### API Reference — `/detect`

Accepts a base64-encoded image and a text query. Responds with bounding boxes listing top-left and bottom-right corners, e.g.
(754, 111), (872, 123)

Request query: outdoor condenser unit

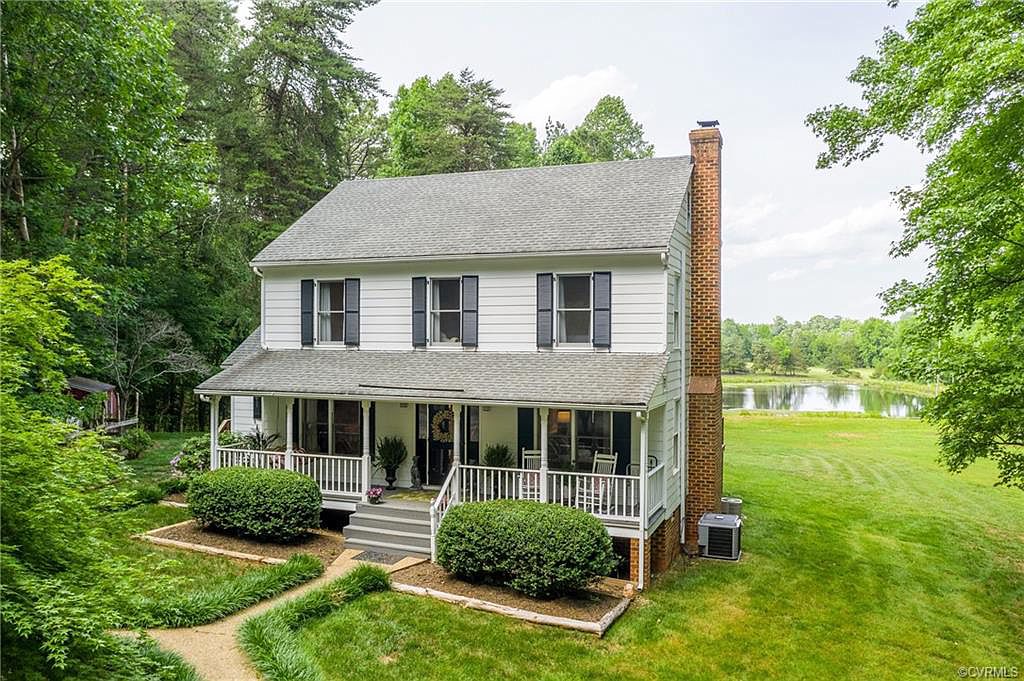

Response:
(697, 513), (742, 561)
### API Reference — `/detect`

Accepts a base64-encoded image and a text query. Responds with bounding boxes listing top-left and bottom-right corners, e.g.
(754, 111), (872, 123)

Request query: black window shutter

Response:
(252, 396), (262, 420)
(461, 275), (478, 347)
(300, 279), (314, 346)
(344, 278), (360, 346)
(411, 277), (427, 347)
(517, 408), (535, 465)
(612, 411), (631, 475)
(536, 273), (553, 348)
(593, 271), (612, 348)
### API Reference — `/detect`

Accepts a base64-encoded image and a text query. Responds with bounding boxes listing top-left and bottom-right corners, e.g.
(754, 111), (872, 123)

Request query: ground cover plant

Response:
(238, 565), (391, 681)
(289, 414), (1023, 680)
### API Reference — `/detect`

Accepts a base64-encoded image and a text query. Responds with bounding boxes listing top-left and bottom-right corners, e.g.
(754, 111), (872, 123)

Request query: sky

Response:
(249, 1), (933, 323)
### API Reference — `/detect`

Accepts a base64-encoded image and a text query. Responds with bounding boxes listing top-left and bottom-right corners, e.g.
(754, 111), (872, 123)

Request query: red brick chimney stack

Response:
(685, 124), (724, 547)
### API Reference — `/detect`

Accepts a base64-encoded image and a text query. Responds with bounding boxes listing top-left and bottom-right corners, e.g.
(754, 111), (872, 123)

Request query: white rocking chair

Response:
(575, 452), (618, 512)
(520, 450), (542, 500)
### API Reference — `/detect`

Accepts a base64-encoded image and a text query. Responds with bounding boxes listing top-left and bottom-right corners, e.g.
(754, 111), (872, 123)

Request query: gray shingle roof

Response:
(251, 157), (692, 264)
(197, 350), (669, 409)
(221, 328), (261, 367)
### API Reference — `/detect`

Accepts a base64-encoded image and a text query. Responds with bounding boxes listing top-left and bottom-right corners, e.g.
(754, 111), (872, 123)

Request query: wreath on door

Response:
(431, 409), (454, 443)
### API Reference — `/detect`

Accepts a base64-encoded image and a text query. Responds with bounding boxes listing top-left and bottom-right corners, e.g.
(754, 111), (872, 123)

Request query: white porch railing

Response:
(548, 469), (642, 521)
(646, 463), (666, 520)
(429, 465), (459, 560)
(292, 453), (362, 497)
(216, 447), (285, 470)
(459, 464), (533, 503)
(214, 447), (362, 499)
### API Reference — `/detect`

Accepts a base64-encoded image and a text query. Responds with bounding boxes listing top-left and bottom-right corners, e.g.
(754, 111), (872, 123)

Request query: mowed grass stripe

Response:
(291, 414), (1023, 680)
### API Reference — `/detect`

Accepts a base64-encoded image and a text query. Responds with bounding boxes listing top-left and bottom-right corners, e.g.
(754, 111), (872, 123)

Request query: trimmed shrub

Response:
(119, 427), (153, 460)
(436, 500), (617, 598)
(189, 468), (321, 542)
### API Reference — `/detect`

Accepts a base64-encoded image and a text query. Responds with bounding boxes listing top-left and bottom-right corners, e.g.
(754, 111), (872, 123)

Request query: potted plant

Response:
(366, 486), (384, 504)
(482, 443), (515, 497)
(373, 436), (408, 490)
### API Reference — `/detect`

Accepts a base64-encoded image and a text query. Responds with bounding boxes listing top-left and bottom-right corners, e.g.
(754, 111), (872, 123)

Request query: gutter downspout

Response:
(638, 409), (649, 591)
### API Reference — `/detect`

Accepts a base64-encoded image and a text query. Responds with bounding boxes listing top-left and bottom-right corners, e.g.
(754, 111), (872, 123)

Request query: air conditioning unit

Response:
(698, 513), (742, 561)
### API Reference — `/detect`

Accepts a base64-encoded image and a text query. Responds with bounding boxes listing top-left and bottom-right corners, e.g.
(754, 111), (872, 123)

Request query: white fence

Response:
(646, 463), (666, 520)
(215, 447), (362, 498)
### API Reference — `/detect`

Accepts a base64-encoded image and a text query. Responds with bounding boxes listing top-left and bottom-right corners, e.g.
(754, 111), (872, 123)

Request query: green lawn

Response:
(125, 431), (202, 486)
(722, 367), (938, 398)
(293, 414), (1023, 680)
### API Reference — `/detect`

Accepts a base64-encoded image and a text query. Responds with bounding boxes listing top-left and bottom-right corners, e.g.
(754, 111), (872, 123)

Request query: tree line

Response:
(1, 0), (654, 431)
(722, 315), (922, 379)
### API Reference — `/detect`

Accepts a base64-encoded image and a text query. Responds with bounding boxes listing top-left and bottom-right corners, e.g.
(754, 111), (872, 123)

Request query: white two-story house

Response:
(196, 124), (725, 587)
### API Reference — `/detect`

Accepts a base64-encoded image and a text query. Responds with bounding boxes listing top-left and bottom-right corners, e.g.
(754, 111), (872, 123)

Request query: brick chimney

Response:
(685, 124), (724, 548)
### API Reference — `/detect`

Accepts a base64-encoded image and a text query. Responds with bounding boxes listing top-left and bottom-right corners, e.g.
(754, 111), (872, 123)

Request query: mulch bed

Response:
(390, 561), (621, 623)
(163, 492), (187, 505)
(149, 520), (344, 566)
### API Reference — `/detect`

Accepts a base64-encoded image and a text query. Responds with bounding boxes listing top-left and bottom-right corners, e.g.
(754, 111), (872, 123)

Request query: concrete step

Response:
(355, 501), (431, 522)
(352, 512), (431, 532)
(343, 525), (431, 551)
(344, 537), (430, 559)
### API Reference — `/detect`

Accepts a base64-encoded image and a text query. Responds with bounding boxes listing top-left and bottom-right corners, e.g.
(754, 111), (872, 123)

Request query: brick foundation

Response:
(650, 508), (682, 573)
(685, 126), (724, 548)
(627, 537), (651, 585)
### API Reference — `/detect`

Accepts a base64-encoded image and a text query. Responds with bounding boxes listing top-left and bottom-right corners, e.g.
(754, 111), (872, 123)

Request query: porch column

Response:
(539, 406), (550, 503)
(638, 410), (649, 591)
(284, 397), (295, 470)
(209, 395), (221, 470)
(361, 400), (372, 501)
(451, 404), (462, 504)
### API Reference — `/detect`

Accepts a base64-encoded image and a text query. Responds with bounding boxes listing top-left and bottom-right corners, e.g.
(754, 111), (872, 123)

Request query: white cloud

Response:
(724, 192), (781, 234)
(511, 66), (638, 134)
(813, 258), (839, 271)
(723, 198), (900, 270)
(767, 268), (804, 282)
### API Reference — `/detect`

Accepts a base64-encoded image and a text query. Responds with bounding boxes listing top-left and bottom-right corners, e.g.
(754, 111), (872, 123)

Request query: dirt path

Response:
(146, 549), (423, 681)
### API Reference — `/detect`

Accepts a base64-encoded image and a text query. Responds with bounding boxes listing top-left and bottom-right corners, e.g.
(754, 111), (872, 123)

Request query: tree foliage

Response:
(541, 95), (654, 165)
(807, 0), (1024, 487)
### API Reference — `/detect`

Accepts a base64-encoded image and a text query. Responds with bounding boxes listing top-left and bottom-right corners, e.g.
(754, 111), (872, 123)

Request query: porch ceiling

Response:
(195, 349), (669, 409)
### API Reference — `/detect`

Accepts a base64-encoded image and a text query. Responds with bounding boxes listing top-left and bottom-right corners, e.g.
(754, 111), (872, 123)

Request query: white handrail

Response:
(214, 447), (362, 498)
(429, 465), (459, 561)
(646, 463), (666, 519)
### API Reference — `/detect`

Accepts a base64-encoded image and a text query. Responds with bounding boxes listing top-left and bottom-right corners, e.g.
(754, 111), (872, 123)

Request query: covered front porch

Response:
(207, 395), (667, 538)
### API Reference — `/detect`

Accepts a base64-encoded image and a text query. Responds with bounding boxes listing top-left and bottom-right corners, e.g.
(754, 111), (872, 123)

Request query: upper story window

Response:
(431, 278), (461, 344)
(673, 274), (682, 349)
(556, 274), (592, 344)
(317, 280), (345, 343)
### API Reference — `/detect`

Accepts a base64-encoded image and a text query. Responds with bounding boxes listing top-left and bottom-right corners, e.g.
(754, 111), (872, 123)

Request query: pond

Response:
(723, 382), (929, 418)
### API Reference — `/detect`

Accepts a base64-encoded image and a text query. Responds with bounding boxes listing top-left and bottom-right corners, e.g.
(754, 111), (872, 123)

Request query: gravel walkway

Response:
(145, 548), (424, 681)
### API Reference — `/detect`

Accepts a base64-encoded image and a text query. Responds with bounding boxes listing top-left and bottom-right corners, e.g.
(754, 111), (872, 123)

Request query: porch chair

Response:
(520, 449), (542, 500)
(627, 455), (660, 476)
(576, 452), (618, 512)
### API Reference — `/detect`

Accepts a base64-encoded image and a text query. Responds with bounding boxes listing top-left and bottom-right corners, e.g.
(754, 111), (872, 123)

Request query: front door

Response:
(417, 404), (454, 485)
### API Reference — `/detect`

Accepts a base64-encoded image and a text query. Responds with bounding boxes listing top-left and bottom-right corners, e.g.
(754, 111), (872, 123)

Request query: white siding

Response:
(230, 395), (256, 435)
(259, 255), (667, 352)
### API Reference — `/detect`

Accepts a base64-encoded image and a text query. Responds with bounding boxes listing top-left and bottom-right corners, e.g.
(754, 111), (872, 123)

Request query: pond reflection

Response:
(723, 383), (928, 418)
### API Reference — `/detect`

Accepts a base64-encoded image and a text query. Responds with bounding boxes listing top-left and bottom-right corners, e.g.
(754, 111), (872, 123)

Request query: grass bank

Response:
(288, 414), (1022, 680)
(126, 431), (201, 486)
(722, 366), (938, 398)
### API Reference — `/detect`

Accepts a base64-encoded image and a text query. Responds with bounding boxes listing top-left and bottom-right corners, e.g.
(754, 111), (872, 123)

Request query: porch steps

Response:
(343, 500), (432, 558)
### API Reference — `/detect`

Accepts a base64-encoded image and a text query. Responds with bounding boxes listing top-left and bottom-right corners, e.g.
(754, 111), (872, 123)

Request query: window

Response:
(575, 410), (612, 471)
(431, 278), (461, 343)
(544, 409), (616, 471)
(333, 400), (360, 456)
(673, 275), (682, 349)
(317, 281), (345, 343)
(673, 398), (681, 473)
(556, 274), (591, 344)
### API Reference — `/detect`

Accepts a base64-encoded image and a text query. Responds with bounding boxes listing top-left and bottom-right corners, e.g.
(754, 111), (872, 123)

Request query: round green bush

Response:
(436, 500), (617, 598)
(189, 467), (321, 542)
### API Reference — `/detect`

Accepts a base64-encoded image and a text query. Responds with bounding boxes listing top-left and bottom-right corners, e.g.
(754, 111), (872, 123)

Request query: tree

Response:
(384, 69), (513, 176)
(540, 96), (654, 166)
(808, 0), (1024, 487)
(0, 258), (164, 672)
(504, 122), (541, 168)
